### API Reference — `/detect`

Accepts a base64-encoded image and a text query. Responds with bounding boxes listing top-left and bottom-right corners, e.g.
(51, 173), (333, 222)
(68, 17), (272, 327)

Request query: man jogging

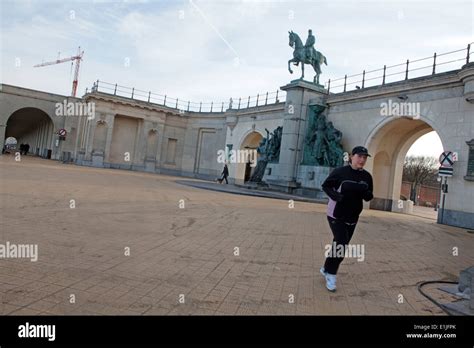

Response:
(320, 146), (374, 291)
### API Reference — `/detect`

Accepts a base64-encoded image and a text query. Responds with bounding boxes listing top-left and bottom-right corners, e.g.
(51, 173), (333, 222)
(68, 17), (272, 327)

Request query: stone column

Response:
(85, 116), (98, 162)
(154, 122), (166, 169)
(144, 120), (159, 172)
(459, 62), (474, 102)
(0, 124), (6, 154)
(269, 80), (328, 191)
(132, 118), (146, 170)
(103, 114), (115, 164)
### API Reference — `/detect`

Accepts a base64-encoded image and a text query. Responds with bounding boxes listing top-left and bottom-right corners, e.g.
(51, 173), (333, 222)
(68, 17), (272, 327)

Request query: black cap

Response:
(352, 146), (371, 157)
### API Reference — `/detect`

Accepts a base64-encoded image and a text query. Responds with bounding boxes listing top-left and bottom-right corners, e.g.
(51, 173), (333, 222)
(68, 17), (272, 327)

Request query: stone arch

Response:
(364, 114), (445, 151)
(364, 115), (445, 213)
(3, 107), (56, 158)
(236, 130), (264, 183)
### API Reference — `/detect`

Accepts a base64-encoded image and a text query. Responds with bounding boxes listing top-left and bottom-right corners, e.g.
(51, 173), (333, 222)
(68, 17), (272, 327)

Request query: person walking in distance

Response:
(220, 163), (229, 184)
(320, 146), (374, 292)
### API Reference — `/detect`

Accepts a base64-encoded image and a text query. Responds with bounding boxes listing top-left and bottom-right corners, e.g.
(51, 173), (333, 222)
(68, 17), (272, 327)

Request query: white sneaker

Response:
(325, 273), (337, 292)
(320, 267), (327, 277)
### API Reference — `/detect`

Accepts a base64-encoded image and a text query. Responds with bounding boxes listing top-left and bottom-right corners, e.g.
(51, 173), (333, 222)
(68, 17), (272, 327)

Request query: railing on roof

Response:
(325, 43), (473, 94)
(85, 81), (286, 113)
(84, 44), (473, 107)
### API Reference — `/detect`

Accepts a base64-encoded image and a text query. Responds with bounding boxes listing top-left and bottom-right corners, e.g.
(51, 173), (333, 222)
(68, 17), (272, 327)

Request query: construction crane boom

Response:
(34, 47), (84, 97)
(33, 55), (79, 67)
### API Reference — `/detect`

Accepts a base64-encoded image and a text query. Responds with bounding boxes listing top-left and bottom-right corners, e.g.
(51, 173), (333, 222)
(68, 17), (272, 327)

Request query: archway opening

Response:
(236, 131), (263, 184)
(2, 137), (18, 153)
(4, 107), (54, 158)
(366, 117), (444, 220)
(402, 131), (443, 219)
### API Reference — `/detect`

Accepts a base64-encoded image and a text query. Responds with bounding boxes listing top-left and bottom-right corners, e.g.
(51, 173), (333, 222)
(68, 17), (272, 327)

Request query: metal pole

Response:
(343, 75), (347, 92)
(265, 92), (268, 105)
(131, 88), (134, 99)
(238, 97), (241, 110)
(362, 71), (365, 88)
(467, 44), (471, 64)
(405, 60), (409, 80)
(382, 65), (386, 85)
(187, 101), (190, 112)
(114, 84), (117, 95)
(432, 53), (437, 75)
(440, 176), (446, 224)
(148, 91), (151, 103)
(327, 79), (331, 94)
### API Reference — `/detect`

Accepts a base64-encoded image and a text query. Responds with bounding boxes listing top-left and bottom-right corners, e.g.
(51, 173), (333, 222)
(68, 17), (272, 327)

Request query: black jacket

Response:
(222, 165), (229, 176)
(322, 165), (374, 223)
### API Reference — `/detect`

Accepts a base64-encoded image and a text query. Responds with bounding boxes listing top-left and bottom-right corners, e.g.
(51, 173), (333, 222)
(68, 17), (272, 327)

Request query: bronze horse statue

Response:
(288, 31), (327, 84)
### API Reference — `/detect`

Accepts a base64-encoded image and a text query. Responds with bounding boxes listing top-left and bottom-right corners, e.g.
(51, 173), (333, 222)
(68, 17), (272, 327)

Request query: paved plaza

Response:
(1, 156), (473, 315)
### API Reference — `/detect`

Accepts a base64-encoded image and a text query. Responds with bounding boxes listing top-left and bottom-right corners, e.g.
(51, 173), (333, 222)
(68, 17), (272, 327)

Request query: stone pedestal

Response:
(296, 165), (333, 188)
(266, 79), (328, 192)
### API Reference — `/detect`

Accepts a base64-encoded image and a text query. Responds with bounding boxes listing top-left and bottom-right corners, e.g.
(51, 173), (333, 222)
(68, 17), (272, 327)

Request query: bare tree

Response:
(402, 156), (438, 204)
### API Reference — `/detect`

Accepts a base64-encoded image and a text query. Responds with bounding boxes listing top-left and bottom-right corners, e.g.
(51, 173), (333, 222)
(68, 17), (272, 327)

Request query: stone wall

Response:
(1, 63), (473, 229)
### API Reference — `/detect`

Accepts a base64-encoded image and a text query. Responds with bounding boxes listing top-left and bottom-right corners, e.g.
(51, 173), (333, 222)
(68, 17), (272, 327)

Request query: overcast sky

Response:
(1, 0), (472, 156)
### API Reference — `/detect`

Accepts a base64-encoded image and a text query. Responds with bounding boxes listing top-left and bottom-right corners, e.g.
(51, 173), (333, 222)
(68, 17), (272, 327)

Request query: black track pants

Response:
(323, 216), (357, 275)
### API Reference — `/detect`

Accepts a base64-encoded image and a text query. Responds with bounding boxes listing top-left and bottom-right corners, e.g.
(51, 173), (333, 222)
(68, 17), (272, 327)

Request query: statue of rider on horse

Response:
(288, 29), (327, 85)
